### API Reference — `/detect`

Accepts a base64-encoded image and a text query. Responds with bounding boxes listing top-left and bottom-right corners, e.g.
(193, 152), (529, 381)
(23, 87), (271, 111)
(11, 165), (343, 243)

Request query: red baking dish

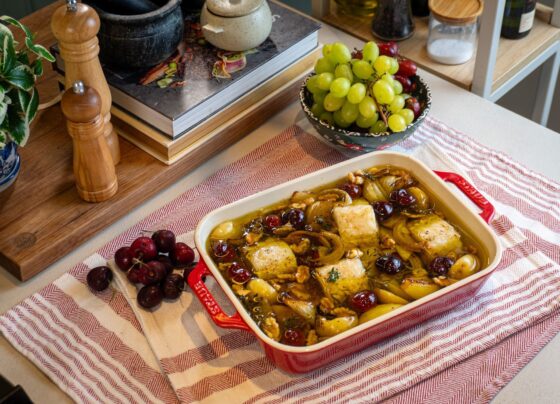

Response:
(188, 151), (502, 373)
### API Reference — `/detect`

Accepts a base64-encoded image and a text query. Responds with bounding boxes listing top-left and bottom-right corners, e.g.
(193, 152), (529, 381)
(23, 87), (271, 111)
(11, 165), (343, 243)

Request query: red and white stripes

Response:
(1, 118), (559, 403)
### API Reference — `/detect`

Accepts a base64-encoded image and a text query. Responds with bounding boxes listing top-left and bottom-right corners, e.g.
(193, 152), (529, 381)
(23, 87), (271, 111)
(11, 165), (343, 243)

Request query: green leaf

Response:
(4, 64), (34, 91)
(0, 130), (6, 148)
(5, 106), (29, 146)
(17, 51), (30, 65)
(18, 88), (31, 112)
(0, 84), (5, 104)
(0, 16), (33, 39)
(1, 34), (16, 73)
(31, 59), (43, 76)
(24, 38), (55, 62)
(26, 88), (38, 123)
(0, 101), (7, 124)
(0, 22), (14, 41)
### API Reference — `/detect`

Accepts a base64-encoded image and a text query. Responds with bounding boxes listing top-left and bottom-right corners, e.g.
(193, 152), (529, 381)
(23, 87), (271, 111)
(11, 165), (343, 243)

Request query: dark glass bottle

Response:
(411, 0), (429, 17)
(371, 0), (415, 41)
(501, 0), (537, 39)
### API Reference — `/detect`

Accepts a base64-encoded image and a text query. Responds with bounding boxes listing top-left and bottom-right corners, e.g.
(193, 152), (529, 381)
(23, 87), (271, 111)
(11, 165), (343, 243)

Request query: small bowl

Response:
(300, 74), (431, 153)
(0, 142), (20, 193)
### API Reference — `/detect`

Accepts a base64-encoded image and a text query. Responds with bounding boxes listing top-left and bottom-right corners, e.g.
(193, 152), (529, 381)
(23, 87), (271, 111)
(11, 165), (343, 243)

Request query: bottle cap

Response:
(429, 0), (483, 25)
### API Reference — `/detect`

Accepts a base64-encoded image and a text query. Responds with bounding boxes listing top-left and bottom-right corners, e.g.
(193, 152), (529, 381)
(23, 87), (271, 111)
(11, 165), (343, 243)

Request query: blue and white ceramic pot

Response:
(0, 142), (20, 193)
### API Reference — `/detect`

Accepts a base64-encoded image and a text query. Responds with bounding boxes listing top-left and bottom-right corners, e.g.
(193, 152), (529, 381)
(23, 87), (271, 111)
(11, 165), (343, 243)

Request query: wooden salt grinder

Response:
(62, 81), (118, 202)
(51, 0), (121, 165)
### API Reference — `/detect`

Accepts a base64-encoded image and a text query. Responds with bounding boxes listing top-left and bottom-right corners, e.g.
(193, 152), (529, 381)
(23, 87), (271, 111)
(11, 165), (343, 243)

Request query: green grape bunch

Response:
(305, 41), (421, 134)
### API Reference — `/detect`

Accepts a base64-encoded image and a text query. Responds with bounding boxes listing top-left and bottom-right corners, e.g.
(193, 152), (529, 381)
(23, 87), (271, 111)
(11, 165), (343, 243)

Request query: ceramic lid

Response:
(206, 0), (263, 17)
(429, 0), (483, 25)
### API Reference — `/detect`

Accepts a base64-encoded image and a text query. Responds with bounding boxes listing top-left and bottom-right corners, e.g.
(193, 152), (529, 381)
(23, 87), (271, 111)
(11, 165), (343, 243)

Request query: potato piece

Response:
(363, 179), (387, 203)
(210, 220), (243, 240)
(316, 315), (358, 337)
(400, 277), (440, 300)
(358, 304), (403, 324)
(282, 297), (316, 325)
(448, 254), (480, 280)
(245, 240), (297, 280)
(316, 258), (369, 304)
(373, 288), (410, 305)
(407, 214), (463, 258)
(247, 279), (278, 303)
(332, 204), (378, 247)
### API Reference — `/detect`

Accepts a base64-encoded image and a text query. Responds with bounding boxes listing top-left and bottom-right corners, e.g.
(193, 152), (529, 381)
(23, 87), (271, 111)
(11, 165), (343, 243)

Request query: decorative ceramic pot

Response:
(200, 0), (273, 51)
(91, 0), (184, 68)
(0, 142), (21, 192)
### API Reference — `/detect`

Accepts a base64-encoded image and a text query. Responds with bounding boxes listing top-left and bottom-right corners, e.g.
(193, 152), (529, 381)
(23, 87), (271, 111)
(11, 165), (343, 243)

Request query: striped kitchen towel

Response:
(1, 117), (559, 403)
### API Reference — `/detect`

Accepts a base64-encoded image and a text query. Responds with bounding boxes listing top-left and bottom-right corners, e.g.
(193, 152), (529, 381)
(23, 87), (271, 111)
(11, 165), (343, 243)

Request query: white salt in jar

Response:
(427, 0), (483, 65)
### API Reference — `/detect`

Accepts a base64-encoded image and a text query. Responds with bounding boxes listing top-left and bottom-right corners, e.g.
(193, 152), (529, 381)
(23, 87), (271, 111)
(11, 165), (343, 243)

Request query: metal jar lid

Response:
(206, 0), (264, 17)
(429, 0), (483, 25)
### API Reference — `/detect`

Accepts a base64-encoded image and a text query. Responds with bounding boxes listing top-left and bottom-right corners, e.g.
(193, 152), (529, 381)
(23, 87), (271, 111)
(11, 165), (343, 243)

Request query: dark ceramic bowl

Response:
(92, 0), (184, 69)
(300, 74), (431, 153)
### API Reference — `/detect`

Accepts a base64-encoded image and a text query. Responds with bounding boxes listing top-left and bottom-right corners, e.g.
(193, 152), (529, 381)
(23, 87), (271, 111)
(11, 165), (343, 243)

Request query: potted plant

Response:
(0, 15), (54, 192)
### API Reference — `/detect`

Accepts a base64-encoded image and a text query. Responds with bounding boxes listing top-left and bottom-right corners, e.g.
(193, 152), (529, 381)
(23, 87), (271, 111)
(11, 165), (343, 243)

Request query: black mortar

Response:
(86, 0), (184, 69)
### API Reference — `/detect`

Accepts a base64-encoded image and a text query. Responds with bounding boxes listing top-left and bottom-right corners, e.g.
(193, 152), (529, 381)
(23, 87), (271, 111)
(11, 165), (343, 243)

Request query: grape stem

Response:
(368, 81), (388, 127)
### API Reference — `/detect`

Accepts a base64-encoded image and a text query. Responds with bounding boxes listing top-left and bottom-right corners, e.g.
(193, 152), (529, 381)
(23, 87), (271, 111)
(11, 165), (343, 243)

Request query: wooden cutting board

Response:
(0, 1), (306, 281)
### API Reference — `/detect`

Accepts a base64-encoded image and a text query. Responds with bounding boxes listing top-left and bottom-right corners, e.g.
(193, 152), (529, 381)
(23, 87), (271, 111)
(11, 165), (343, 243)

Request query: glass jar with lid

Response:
(427, 0), (483, 65)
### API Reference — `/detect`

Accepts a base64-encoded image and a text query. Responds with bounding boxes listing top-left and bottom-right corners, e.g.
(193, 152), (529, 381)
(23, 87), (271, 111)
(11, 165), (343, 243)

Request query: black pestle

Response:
(84, 0), (159, 15)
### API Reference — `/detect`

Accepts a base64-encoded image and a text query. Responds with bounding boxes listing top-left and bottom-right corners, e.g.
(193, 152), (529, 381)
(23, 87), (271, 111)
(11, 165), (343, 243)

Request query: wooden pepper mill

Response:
(51, 0), (121, 165)
(62, 81), (118, 202)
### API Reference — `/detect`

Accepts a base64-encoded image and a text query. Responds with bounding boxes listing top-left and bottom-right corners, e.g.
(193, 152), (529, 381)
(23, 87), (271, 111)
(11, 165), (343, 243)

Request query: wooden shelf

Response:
(321, 2), (560, 92)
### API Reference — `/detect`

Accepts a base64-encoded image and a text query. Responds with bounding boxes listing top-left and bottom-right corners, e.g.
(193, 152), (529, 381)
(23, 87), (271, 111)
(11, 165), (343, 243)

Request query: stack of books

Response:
(52, 1), (320, 164)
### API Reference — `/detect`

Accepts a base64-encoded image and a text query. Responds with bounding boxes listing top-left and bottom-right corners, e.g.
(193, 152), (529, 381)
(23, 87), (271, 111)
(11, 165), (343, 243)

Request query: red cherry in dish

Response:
(405, 97), (421, 118)
(155, 254), (174, 274)
(373, 201), (394, 221)
(378, 41), (398, 57)
(282, 208), (306, 229)
(397, 59), (417, 77)
(162, 273), (185, 299)
(264, 214), (282, 231)
(143, 260), (167, 285)
(114, 246), (134, 271)
(212, 241), (236, 262)
(227, 262), (253, 284)
(348, 290), (377, 313)
(137, 285), (163, 309)
(127, 266), (142, 284)
(87, 266), (113, 291)
(376, 255), (404, 274)
(282, 328), (306, 346)
(339, 182), (362, 198)
(394, 74), (412, 93)
(171, 242), (195, 267)
(389, 188), (417, 208)
(430, 257), (454, 276)
(131, 236), (157, 261)
(152, 229), (176, 253)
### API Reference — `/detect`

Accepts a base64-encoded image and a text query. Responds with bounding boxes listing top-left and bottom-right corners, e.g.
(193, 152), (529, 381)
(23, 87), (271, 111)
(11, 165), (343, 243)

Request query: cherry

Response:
(152, 229), (176, 253)
(212, 241), (236, 262)
(114, 246), (134, 272)
(142, 260), (167, 285)
(389, 188), (417, 208)
(282, 208), (305, 229)
(376, 255), (404, 274)
(87, 266), (113, 291)
(394, 74), (412, 93)
(131, 236), (157, 261)
(398, 59), (417, 77)
(378, 41), (399, 57)
(373, 201), (394, 221)
(155, 254), (174, 274)
(227, 262), (253, 284)
(127, 266), (143, 284)
(348, 290), (377, 313)
(405, 97), (421, 118)
(430, 256), (455, 276)
(282, 328), (306, 346)
(339, 182), (362, 198)
(162, 273), (185, 299)
(170, 242), (195, 267)
(137, 285), (163, 309)
(264, 214), (282, 231)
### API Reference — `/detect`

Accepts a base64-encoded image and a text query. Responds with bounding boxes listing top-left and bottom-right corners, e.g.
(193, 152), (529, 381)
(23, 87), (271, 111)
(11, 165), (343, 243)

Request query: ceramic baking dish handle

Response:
(187, 259), (251, 332)
(435, 171), (494, 223)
